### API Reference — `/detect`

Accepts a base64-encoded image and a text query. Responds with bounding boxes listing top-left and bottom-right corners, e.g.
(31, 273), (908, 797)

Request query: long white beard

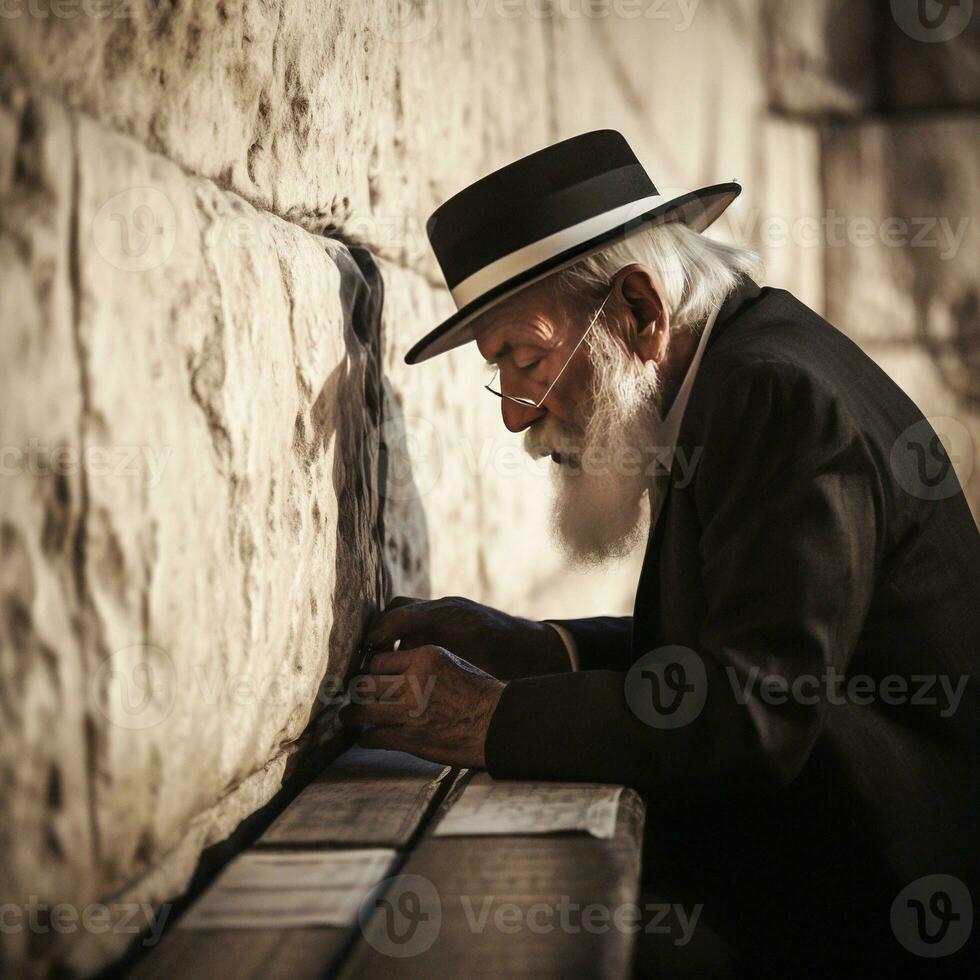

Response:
(524, 328), (664, 566)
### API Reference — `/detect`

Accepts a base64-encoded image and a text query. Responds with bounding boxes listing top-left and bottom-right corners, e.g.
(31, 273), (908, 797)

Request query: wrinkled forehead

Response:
(473, 276), (571, 361)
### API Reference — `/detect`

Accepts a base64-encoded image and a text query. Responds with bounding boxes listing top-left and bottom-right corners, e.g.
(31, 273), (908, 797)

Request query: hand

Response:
(365, 595), (570, 680)
(340, 645), (505, 768)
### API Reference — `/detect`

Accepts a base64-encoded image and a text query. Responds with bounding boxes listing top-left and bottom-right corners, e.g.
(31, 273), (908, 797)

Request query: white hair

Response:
(555, 220), (764, 332)
(524, 322), (660, 565)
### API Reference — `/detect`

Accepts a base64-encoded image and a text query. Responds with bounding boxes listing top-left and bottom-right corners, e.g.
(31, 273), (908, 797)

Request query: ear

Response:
(614, 265), (670, 365)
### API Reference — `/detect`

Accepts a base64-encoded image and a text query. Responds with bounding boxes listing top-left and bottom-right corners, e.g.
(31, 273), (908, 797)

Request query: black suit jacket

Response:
(485, 281), (980, 972)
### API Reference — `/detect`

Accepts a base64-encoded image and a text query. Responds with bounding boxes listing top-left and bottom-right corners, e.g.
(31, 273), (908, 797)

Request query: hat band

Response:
(449, 193), (664, 309)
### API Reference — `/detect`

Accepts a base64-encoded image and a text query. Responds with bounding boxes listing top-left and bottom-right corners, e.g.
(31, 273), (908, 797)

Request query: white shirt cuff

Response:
(545, 621), (579, 672)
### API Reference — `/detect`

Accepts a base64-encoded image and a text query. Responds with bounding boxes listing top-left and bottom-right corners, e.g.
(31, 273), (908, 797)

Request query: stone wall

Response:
(1, 2), (976, 975)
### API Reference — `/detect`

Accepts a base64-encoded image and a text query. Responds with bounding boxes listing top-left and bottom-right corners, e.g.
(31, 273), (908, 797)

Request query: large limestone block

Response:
(760, 0), (878, 114)
(73, 112), (383, 890)
(0, 93), (95, 978)
(548, 0), (767, 193)
(545, 0), (782, 269)
(884, 0), (980, 108)
(0, 2), (551, 276)
(379, 261), (645, 620)
(822, 117), (979, 352)
(1, 92), (385, 975)
(753, 117), (824, 313)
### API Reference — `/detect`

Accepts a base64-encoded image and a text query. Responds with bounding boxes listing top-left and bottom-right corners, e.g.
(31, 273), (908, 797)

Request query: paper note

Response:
(262, 760), (451, 847)
(179, 848), (397, 930)
(434, 774), (623, 840)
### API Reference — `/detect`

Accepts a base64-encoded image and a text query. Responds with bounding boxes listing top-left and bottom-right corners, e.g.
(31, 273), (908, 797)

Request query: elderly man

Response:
(341, 132), (978, 977)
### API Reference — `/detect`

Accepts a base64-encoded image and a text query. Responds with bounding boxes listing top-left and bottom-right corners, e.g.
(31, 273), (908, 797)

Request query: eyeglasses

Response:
(484, 287), (614, 409)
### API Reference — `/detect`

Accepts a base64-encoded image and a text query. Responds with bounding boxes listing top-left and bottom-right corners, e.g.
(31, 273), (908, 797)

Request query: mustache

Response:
(523, 417), (589, 464)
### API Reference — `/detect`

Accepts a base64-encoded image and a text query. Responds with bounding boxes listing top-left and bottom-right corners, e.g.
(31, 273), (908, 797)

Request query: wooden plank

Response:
(128, 748), (451, 980)
(258, 747), (451, 848)
(340, 780), (645, 979)
(130, 927), (353, 980)
(130, 757), (644, 979)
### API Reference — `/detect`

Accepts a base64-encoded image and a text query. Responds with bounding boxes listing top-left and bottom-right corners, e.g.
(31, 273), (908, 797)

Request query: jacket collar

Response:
(644, 277), (763, 528)
(703, 276), (763, 357)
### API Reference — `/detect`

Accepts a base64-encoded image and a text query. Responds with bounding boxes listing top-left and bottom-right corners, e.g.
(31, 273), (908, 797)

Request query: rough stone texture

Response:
(1, 91), (384, 976)
(760, 0), (879, 114)
(0, 0), (850, 299)
(884, 0), (980, 108)
(0, 93), (96, 975)
(0, 2), (551, 279)
(75, 104), (386, 886)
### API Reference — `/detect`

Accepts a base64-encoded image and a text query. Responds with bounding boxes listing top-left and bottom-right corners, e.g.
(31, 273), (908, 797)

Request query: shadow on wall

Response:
(295, 239), (387, 735)
(883, 142), (980, 421)
(299, 235), (430, 739)
(910, 252), (980, 418)
(319, 228), (433, 609)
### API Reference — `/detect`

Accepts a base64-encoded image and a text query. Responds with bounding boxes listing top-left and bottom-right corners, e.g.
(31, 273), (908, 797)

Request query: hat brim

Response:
(404, 182), (741, 365)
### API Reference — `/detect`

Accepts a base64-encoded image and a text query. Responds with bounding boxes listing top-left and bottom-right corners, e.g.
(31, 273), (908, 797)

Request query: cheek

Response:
(549, 359), (594, 425)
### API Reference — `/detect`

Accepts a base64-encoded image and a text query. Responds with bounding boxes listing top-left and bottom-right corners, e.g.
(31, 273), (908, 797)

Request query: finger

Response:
(366, 647), (436, 676)
(359, 725), (424, 755)
(387, 595), (422, 610)
(357, 671), (412, 703)
(342, 701), (408, 726)
(367, 597), (433, 647)
(367, 606), (418, 648)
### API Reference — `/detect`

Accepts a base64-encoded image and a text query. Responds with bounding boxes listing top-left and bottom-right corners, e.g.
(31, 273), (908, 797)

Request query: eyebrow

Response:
(483, 327), (558, 366)
(483, 342), (512, 366)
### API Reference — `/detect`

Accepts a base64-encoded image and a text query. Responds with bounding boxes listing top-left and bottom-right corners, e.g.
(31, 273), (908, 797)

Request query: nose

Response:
(502, 398), (545, 433)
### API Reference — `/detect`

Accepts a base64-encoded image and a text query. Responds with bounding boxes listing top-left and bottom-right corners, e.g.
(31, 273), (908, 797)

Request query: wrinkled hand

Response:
(366, 595), (569, 680)
(340, 645), (504, 768)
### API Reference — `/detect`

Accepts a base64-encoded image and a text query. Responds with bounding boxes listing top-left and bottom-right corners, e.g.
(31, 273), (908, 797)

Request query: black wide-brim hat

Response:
(405, 129), (741, 365)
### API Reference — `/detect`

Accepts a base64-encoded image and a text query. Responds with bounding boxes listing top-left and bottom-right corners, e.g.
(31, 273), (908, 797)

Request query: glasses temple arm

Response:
(535, 289), (612, 407)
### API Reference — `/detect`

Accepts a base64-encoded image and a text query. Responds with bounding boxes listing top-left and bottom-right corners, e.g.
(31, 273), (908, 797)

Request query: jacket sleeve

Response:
(544, 616), (634, 671)
(485, 362), (881, 804)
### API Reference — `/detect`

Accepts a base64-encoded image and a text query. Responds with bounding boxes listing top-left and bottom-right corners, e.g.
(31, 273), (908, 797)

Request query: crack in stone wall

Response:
(66, 95), (106, 884)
